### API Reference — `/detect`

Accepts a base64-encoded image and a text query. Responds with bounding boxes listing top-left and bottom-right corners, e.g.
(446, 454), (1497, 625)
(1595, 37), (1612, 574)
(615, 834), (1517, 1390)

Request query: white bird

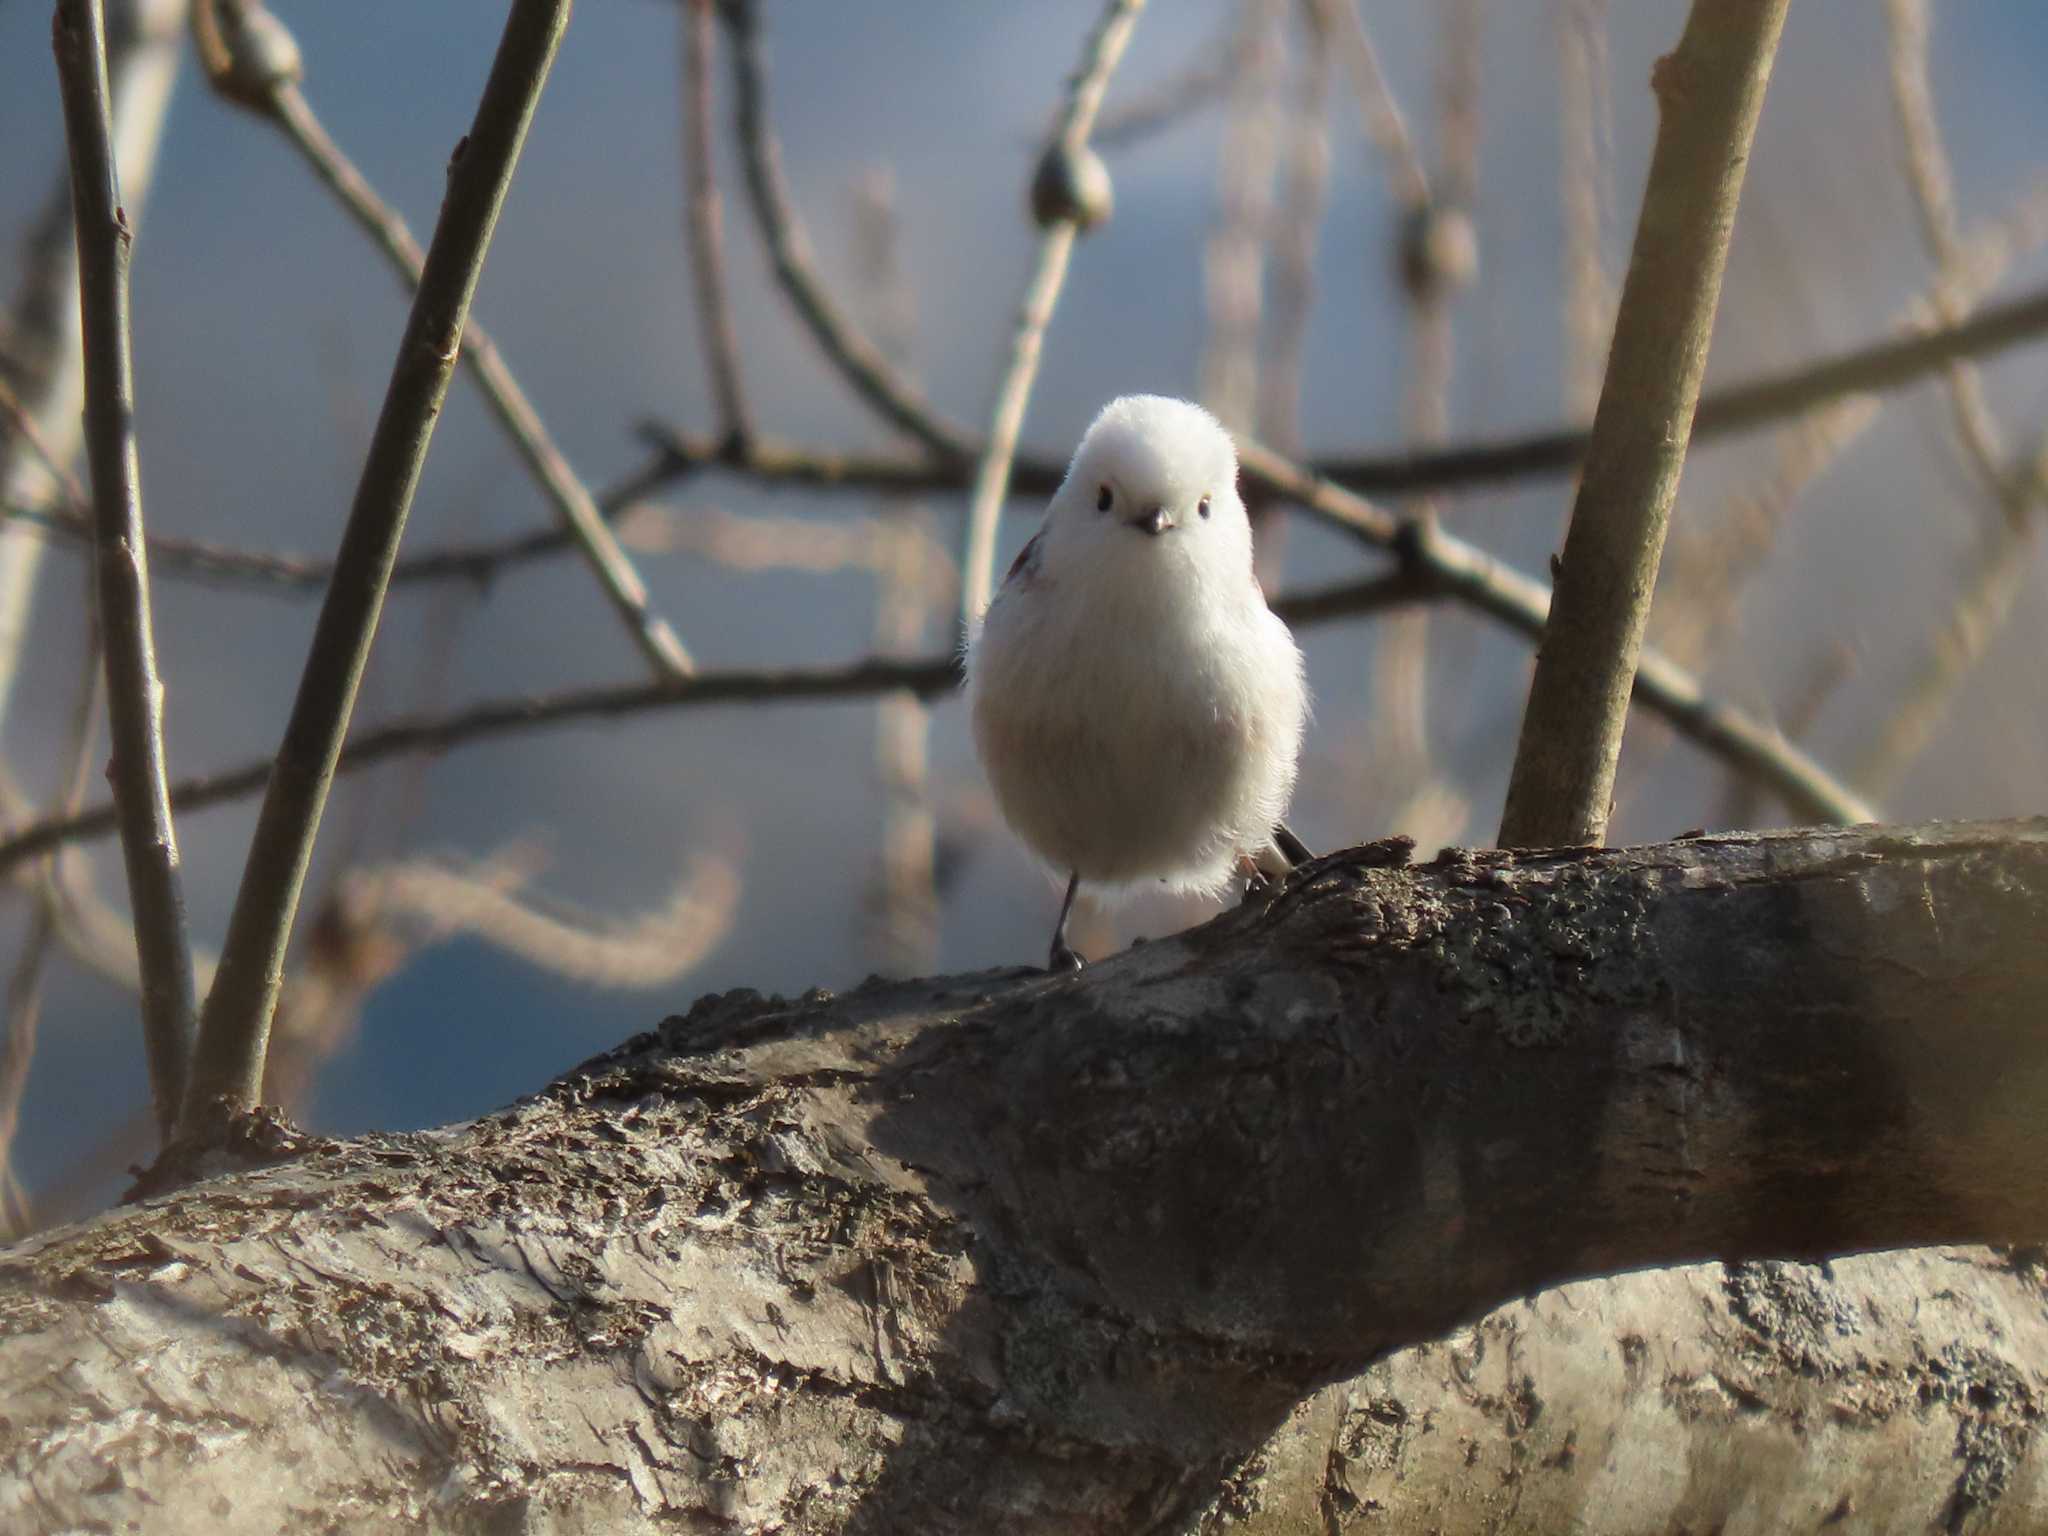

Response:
(966, 395), (1310, 971)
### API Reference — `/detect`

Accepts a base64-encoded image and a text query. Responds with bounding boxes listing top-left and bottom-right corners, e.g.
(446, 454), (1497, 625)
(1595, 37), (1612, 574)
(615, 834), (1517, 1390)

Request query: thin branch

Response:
(1855, 435), (2048, 798)
(340, 850), (740, 990)
(1197, 0), (1286, 433)
(0, 592), (101, 1221)
(52, 0), (201, 1141)
(720, 0), (976, 462)
(1090, 10), (1241, 149)
(1558, 0), (1615, 415)
(957, 0), (1145, 632)
(187, 1), (690, 678)
(1233, 442), (1878, 827)
(0, 511), (1878, 885)
(1314, 0), (1428, 209)
(264, 83), (691, 679)
(16, 268), (2048, 603)
(182, 0), (574, 1132)
(1652, 178), (2048, 670)
(0, 0), (184, 739)
(680, 0), (751, 445)
(1498, 0), (1793, 849)
(634, 276), (2048, 506)
(1883, 0), (2008, 510)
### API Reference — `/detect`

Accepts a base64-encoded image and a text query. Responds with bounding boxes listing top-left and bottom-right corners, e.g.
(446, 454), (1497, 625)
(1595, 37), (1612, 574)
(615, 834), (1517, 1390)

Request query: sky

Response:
(2, 0), (2047, 1208)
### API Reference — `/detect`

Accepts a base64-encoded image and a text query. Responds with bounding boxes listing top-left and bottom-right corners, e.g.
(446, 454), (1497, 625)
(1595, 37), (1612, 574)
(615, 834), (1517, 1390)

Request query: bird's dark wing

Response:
(1002, 532), (1045, 589)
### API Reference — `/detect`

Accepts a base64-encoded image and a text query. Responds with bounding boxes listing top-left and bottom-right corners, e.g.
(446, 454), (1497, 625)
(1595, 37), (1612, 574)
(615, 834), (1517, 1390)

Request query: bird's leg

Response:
(1047, 872), (1085, 972)
(1242, 822), (1316, 903)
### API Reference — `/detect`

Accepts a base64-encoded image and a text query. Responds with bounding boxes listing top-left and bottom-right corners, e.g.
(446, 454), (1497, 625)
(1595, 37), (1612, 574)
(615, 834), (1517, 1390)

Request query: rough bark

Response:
(3, 819), (2046, 1534)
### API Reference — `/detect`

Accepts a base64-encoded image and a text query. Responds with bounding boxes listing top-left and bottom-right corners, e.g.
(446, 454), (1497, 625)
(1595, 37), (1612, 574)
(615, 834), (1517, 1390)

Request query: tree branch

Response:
(679, 0), (751, 447)
(189, 0), (692, 679)
(1499, 0), (1790, 848)
(720, 0), (977, 462)
(182, 0), (574, 1131)
(5, 818), (2046, 1532)
(52, 0), (201, 1141)
(957, 0), (1143, 631)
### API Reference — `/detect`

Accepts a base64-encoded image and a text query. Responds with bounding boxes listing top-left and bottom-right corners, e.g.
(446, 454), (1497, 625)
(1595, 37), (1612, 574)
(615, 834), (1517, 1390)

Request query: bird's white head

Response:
(1037, 395), (1255, 601)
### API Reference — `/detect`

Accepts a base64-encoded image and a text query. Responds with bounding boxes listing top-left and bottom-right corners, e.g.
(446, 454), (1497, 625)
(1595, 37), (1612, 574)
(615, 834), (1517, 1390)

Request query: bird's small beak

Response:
(1130, 506), (1174, 535)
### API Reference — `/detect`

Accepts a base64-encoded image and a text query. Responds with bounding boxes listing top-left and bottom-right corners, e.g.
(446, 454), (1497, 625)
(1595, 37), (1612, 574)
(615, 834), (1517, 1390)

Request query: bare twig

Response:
(1198, 0), (1286, 433)
(183, 0), (574, 1131)
(0, 0), (184, 738)
(957, 0), (1145, 632)
(1883, 0), (2008, 507)
(1314, 0), (1428, 209)
(19, 264), (2048, 605)
(185, 1), (690, 678)
(264, 82), (691, 679)
(1558, 0), (1615, 415)
(720, 0), (976, 461)
(1090, 11), (1241, 148)
(0, 508), (1879, 885)
(629, 277), (2048, 508)
(1498, 0), (1793, 849)
(1856, 434), (2048, 797)
(339, 850), (740, 990)
(1235, 442), (1878, 827)
(53, 0), (202, 1141)
(1652, 179), (2048, 669)
(681, 0), (751, 445)
(854, 168), (943, 978)
(0, 593), (101, 1220)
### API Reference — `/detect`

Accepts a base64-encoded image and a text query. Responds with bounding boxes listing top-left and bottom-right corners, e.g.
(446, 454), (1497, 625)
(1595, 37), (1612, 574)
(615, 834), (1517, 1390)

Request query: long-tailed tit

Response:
(967, 395), (1310, 971)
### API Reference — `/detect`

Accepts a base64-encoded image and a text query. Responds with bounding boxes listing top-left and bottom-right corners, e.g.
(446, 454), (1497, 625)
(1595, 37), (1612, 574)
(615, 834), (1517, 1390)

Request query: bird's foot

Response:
(1047, 944), (1086, 974)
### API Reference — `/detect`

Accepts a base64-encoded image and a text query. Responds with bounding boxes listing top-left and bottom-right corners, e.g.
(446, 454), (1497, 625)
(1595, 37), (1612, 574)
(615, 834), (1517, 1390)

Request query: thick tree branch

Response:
(2, 818), (2045, 1532)
(1499, 0), (1789, 848)
(52, 0), (201, 1140)
(183, 0), (573, 1130)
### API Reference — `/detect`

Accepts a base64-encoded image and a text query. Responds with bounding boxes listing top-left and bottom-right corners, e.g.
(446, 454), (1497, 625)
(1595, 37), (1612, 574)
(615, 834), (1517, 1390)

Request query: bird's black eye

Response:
(1096, 485), (1113, 513)
(1197, 495), (1212, 520)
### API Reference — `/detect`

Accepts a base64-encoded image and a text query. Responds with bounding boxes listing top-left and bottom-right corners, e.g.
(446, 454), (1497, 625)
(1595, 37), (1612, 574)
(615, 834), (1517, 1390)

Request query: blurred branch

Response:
(1235, 442), (1878, 826)
(0, 508), (1879, 881)
(957, 0), (1145, 632)
(1558, 0), (1615, 415)
(183, 0), (574, 1133)
(339, 850), (740, 990)
(853, 171), (943, 978)
(1197, 0), (1285, 433)
(16, 273), (2048, 600)
(680, 0), (752, 446)
(0, 0), (184, 738)
(0, 591), (101, 1229)
(1090, 9), (1240, 148)
(1855, 432), (2048, 798)
(720, 0), (976, 461)
(53, 0), (201, 1141)
(190, 0), (692, 679)
(638, 275), (2048, 503)
(1654, 178), (2048, 669)
(1500, 0), (1791, 848)
(1313, 0), (1428, 209)
(1883, 0), (2008, 509)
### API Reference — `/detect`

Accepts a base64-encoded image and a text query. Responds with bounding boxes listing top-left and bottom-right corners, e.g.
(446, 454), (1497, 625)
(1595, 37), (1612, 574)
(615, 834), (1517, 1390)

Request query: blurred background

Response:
(2, 0), (2046, 1225)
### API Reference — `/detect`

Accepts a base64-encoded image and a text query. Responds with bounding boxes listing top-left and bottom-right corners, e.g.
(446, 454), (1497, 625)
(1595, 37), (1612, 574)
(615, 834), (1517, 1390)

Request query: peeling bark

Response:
(3, 820), (2046, 1533)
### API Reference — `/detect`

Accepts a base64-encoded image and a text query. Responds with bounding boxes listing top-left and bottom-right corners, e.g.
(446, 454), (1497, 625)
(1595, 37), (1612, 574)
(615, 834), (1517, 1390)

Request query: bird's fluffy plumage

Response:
(966, 395), (1308, 900)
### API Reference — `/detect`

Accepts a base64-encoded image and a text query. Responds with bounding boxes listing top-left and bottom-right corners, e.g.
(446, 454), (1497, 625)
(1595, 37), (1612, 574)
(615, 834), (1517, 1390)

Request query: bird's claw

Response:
(1047, 945), (1086, 974)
